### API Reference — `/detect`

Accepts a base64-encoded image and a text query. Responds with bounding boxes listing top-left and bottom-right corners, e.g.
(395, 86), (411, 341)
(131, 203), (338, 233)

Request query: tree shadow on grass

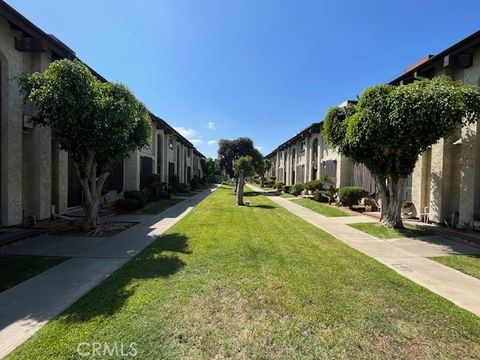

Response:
(61, 233), (190, 323)
(251, 204), (275, 209)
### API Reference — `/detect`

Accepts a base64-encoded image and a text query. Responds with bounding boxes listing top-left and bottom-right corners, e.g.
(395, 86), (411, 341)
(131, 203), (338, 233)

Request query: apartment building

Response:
(0, 2), (204, 226)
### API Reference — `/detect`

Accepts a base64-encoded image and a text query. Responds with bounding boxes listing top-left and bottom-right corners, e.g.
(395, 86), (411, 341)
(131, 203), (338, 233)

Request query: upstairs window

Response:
(300, 141), (306, 153)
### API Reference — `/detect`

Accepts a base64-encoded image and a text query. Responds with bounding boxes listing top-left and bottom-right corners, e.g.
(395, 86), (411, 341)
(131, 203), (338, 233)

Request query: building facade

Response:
(268, 31), (480, 227)
(0, 2), (204, 227)
(390, 31), (480, 227)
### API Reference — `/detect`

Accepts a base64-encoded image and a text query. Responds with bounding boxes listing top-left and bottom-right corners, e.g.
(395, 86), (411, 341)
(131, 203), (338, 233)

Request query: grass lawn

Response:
(431, 255), (480, 280)
(143, 198), (184, 214)
(291, 198), (351, 217)
(349, 222), (434, 239)
(0, 255), (66, 293)
(8, 186), (480, 359)
(279, 192), (295, 198)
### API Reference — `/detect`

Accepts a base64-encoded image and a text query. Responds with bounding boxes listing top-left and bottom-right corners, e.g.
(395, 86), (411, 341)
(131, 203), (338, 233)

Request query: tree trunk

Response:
(234, 177), (239, 194)
(374, 175), (406, 229)
(236, 172), (245, 205)
(260, 176), (264, 187)
(73, 152), (110, 233)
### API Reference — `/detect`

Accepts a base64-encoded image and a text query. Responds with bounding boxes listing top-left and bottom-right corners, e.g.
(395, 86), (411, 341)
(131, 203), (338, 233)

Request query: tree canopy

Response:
(218, 137), (263, 178)
(323, 76), (480, 227)
(20, 59), (151, 232)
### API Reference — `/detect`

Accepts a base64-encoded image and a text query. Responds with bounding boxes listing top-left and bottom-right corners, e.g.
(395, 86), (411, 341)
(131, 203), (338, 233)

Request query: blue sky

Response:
(9, 0), (480, 157)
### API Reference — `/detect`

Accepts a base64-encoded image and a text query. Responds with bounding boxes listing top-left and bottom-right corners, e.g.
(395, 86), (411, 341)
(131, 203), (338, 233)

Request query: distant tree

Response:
(218, 137), (263, 192)
(323, 76), (480, 228)
(256, 158), (272, 187)
(20, 59), (151, 233)
(200, 157), (218, 183)
(233, 156), (255, 205)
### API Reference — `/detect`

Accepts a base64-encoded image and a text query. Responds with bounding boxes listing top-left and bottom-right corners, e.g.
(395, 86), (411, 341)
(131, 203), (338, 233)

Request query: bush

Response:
(289, 183), (304, 196)
(190, 176), (200, 190)
(274, 181), (285, 190)
(264, 180), (275, 188)
(124, 190), (147, 207)
(115, 190), (147, 212)
(313, 190), (329, 203)
(304, 180), (324, 192)
(282, 185), (291, 193)
(114, 198), (141, 212)
(149, 182), (170, 201)
(338, 186), (367, 207)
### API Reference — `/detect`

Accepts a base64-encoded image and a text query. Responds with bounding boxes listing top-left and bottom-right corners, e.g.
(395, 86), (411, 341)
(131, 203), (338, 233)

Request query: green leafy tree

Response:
(20, 59), (151, 233)
(256, 158), (272, 187)
(233, 155), (255, 205)
(200, 157), (218, 183)
(218, 137), (263, 192)
(323, 76), (480, 228)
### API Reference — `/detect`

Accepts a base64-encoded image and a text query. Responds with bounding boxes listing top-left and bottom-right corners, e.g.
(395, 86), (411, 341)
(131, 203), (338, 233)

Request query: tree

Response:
(256, 158), (272, 187)
(200, 157), (218, 183)
(218, 137), (263, 192)
(20, 59), (151, 233)
(323, 76), (480, 228)
(233, 156), (255, 205)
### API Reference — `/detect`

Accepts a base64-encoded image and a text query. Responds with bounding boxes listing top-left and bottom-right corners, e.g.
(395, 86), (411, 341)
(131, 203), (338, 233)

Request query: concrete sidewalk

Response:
(248, 184), (480, 317)
(0, 187), (216, 359)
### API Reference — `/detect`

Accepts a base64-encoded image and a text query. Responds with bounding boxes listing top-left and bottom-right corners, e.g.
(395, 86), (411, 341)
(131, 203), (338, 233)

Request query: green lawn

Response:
(143, 198), (184, 214)
(349, 222), (434, 239)
(291, 198), (351, 217)
(431, 255), (480, 280)
(8, 186), (480, 359)
(0, 255), (66, 293)
(279, 192), (295, 198)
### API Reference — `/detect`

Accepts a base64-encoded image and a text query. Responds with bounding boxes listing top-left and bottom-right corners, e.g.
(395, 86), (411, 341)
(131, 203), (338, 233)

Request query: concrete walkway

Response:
(0, 187), (215, 359)
(248, 184), (480, 317)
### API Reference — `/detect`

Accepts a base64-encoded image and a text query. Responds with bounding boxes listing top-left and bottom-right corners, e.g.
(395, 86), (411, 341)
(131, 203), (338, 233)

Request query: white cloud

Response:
(190, 139), (203, 146)
(207, 140), (218, 146)
(174, 126), (202, 146)
(255, 146), (264, 151)
(174, 127), (197, 138)
(207, 121), (215, 130)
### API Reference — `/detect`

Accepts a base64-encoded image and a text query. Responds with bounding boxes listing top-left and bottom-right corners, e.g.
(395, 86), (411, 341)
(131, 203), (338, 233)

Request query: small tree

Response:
(233, 156), (255, 205)
(256, 158), (272, 187)
(200, 157), (218, 183)
(20, 59), (151, 233)
(218, 137), (263, 192)
(323, 76), (480, 228)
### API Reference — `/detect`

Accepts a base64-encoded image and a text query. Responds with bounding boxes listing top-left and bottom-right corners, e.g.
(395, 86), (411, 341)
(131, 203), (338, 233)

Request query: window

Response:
(168, 137), (174, 150)
(300, 141), (306, 153)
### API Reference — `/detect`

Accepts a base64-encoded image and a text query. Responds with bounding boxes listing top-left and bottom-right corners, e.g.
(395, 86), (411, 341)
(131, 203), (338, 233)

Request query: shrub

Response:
(289, 183), (304, 196)
(149, 182), (170, 201)
(274, 181), (285, 189)
(190, 176), (200, 190)
(313, 190), (329, 203)
(115, 190), (147, 212)
(282, 185), (291, 193)
(178, 183), (189, 193)
(338, 186), (367, 207)
(264, 180), (275, 188)
(124, 190), (147, 207)
(114, 198), (141, 212)
(304, 180), (324, 192)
